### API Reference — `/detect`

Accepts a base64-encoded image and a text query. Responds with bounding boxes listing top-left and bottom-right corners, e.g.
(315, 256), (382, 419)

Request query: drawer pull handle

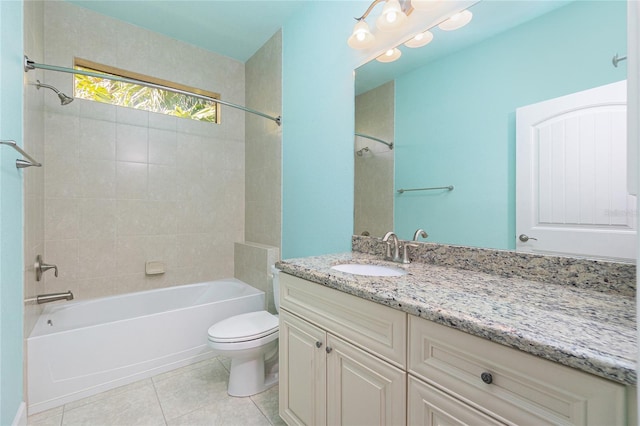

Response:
(481, 372), (493, 384)
(326, 347), (333, 353)
(315, 341), (323, 348)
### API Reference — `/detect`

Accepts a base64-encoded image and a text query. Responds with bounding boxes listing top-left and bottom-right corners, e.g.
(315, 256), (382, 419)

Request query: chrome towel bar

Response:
(397, 185), (454, 194)
(0, 140), (42, 168)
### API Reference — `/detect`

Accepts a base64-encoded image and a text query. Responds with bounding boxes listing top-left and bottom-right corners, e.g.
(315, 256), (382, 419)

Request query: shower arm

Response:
(24, 56), (282, 126)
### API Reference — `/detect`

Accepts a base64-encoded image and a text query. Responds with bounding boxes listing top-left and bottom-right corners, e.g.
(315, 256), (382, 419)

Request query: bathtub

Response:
(27, 279), (265, 414)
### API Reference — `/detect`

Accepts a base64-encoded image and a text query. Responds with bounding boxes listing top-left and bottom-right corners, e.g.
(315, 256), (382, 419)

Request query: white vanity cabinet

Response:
(409, 316), (628, 426)
(279, 273), (632, 426)
(279, 273), (407, 426)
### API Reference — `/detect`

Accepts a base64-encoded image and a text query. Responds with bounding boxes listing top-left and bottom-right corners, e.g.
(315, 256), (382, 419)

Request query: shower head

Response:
(35, 80), (74, 105)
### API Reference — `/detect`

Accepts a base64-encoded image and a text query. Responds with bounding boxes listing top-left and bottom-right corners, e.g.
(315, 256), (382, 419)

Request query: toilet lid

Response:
(208, 311), (278, 343)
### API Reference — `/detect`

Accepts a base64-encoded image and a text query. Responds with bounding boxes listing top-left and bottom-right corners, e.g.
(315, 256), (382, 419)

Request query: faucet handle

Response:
(35, 255), (58, 281)
(401, 242), (420, 264)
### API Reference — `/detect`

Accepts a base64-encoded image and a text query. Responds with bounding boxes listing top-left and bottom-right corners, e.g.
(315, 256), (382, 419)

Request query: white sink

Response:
(330, 263), (407, 277)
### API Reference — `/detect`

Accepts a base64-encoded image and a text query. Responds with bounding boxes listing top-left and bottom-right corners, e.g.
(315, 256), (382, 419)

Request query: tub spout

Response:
(31, 291), (74, 304)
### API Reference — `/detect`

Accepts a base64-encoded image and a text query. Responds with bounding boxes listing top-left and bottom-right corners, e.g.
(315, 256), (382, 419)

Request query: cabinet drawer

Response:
(280, 273), (406, 368)
(409, 316), (626, 426)
(408, 376), (505, 426)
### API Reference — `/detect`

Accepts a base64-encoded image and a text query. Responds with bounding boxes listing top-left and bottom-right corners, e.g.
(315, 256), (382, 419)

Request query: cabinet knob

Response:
(326, 347), (333, 353)
(481, 372), (493, 384)
(315, 341), (323, 348)
(518, 234), (538, 242)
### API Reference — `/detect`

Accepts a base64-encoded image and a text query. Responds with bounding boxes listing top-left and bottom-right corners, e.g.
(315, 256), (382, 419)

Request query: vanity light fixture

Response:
(376, 47), (402, 63)
(404, 30), (434, 48)
(410, 0), (440, 12)
(348, 20), (376, 49)
(376, 0), (408, 32)
(348, 0), (412, 50)
(438, 9), (473, 31)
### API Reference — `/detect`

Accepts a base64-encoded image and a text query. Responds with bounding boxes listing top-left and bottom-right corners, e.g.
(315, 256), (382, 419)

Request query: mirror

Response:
(354, 0), (628, 254)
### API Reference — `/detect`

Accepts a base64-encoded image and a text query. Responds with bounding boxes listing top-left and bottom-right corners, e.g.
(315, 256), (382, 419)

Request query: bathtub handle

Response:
(35, 255), (58, 281)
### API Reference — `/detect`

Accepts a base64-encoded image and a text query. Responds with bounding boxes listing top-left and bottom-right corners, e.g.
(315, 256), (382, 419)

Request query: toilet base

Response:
(227, 343), (279, 397)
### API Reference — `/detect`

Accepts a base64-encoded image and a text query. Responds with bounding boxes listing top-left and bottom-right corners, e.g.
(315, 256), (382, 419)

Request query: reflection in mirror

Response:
(355, 81), (395, 238)
(354, 0), (630, 260)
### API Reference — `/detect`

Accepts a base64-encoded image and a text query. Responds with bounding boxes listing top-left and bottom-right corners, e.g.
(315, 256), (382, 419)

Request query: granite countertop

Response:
(276, 251), (637, 386)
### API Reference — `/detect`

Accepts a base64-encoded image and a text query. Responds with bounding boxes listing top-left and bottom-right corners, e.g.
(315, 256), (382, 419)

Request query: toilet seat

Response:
(208, 311), (278, 343)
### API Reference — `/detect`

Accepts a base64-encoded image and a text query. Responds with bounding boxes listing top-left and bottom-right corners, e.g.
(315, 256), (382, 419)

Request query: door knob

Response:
(518, 234), (538, 242)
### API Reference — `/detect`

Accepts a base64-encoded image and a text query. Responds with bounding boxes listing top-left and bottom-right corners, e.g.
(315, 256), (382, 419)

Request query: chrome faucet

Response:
(413, 229), (428, 241)
(35, 255), (58, 282)
(382, 231), (401, 262)
(26, 291), (74, 304)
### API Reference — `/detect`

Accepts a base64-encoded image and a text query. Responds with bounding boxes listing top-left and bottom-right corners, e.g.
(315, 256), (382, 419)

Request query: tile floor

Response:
(27, 357), (286, 426)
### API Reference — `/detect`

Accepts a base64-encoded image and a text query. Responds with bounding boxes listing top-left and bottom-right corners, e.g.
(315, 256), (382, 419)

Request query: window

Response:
(73, 58), (220, 123)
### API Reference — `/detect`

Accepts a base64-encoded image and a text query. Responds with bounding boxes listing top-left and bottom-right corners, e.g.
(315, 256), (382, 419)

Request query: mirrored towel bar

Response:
(0, 140), (42, 168)
(355, 132), (393, 149)
(24, 56), (282, 126)
(397, 185), (454, 194)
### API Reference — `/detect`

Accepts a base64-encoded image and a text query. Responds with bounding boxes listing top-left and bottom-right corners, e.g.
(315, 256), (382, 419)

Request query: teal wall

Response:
(281, 2), (364, 258)
(394, 1), (627, 248)
(0, 0), (25, 423)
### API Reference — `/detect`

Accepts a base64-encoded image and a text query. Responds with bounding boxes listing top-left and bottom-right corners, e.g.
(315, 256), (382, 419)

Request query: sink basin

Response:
(330, 263), (407, 277)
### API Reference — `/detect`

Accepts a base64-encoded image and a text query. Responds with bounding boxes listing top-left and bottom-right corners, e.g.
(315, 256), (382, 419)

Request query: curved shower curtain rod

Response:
(24, 56), (282, 126)
(354, 132), (393, 149)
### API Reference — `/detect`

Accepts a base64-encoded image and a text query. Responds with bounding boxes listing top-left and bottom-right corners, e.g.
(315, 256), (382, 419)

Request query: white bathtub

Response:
(27, 279), (265, 414)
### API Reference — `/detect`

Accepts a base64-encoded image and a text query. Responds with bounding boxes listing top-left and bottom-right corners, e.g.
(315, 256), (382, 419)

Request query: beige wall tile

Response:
(40, 2), (248, 301)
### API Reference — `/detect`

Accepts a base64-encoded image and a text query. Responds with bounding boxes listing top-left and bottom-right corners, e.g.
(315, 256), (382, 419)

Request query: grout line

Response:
(150, 376), (169, 425)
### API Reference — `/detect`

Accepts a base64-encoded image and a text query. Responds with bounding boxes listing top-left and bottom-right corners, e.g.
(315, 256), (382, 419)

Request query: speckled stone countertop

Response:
(276, 251), (637, 386)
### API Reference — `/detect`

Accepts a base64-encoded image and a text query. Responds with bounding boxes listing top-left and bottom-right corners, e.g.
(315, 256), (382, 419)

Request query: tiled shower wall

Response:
(40, 2), (246, 300)
(234, 30), (283, 313)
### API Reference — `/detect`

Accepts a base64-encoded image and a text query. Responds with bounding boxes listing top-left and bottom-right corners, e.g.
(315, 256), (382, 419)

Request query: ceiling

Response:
(67, 0), (309, 63)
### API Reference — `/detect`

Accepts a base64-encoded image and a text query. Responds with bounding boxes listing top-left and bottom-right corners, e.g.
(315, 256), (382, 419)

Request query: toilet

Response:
(207, 267), (280, 397)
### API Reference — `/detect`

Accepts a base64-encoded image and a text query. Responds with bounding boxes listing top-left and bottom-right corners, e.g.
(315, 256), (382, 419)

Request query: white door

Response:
(516, 80), (636, 261)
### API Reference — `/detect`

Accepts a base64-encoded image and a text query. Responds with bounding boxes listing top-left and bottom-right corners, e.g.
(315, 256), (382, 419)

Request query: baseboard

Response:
(11, 402), (27, 426)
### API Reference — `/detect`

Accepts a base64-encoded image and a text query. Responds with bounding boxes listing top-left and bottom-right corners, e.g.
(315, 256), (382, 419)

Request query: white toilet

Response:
(207, 267), (280, 397)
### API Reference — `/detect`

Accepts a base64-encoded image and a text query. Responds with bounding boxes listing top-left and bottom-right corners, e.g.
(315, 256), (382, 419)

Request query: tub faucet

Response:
(382, 232), (401, 262)
(35, 255), (58, 282)
(24, 290), (74, 304)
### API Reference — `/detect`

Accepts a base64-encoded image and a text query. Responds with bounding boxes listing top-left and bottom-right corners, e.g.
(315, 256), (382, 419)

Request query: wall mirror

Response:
(354, 0), (632, 261)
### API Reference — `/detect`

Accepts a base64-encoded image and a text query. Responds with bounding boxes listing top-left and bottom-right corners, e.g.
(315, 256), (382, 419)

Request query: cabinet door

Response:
(280, 310), (327, 426)
(326, 334), (406, 426)
(408, 376), (505, 426)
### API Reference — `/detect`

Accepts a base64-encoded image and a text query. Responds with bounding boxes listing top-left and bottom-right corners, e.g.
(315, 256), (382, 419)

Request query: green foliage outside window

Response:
(74, 66), (218, 123)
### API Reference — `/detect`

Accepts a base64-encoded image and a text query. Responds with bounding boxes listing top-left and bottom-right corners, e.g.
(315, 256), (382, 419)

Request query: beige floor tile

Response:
(167, 395), (270, 426)
(61, 379), (165, 426)
(28, 406), (63, 426)
(64, 378), (153, 411)
(250, 386), (285, 426)
(153, 358), (230, 421)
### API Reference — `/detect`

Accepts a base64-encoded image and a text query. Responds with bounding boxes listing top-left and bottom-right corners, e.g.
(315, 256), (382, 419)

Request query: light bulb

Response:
(404, 30), (433, 48)
(376, 47), (402, 63)
(376, 0), (407, 32)
(348, 20), (375, 49)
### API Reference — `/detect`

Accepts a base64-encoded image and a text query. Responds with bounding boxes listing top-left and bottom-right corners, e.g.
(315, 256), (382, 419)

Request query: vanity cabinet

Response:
(409, 315), (628, 425)
(279, 273), (407, 426)
(279, 273), (632, 426)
